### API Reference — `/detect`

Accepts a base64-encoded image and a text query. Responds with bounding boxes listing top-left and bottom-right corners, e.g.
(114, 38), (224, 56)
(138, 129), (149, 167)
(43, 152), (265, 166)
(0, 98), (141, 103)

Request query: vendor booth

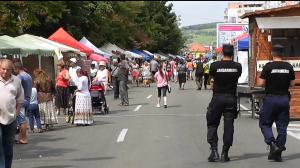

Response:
(241, 4), (300, 119)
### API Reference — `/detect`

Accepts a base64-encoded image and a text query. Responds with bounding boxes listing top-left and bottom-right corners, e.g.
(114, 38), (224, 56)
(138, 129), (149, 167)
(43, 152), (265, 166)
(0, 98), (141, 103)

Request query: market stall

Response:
(241, 4), (300, 119)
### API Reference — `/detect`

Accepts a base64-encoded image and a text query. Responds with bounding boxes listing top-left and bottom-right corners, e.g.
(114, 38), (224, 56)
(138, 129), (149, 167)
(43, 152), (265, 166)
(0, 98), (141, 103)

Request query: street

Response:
(13, 80), (300, 168)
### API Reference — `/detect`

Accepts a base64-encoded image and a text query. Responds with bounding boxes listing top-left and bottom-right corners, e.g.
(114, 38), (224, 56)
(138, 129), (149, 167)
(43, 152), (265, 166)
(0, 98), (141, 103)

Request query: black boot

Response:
(208, 147), (219, 162)
(268, 142), (283, 162)
(221, 145), (230, 162)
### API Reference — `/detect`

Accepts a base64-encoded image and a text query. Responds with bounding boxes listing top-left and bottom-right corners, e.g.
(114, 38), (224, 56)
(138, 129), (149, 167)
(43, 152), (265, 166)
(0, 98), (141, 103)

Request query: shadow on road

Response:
(13, 135), (76, 160)
(70, 156), (116, 161)
(129, 102), (149, 106)
(230, 152), (266, 161)
(283, 153), (300, 161)
(167, 105), (182, 108)
(32, 165), (73, 168)
(107, 109), (129, 114)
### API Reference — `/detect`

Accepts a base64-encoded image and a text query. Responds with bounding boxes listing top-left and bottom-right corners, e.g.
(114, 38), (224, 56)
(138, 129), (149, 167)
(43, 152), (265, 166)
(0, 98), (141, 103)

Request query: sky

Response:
(168, 1), (229, 27)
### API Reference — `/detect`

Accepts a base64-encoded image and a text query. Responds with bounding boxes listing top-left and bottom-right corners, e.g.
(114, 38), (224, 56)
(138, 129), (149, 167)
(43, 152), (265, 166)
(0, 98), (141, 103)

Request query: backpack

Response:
(195, 62), (204, 76)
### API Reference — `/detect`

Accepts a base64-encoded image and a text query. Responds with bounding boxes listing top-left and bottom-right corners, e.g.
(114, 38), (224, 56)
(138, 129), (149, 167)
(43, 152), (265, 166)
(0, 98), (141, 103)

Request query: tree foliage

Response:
(0, 1), (185, 54)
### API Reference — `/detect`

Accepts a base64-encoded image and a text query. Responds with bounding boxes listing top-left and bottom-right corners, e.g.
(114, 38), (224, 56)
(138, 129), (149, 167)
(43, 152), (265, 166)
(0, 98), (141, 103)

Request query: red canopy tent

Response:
(48, 27), (93, 56)
(89, 53), (108, 63)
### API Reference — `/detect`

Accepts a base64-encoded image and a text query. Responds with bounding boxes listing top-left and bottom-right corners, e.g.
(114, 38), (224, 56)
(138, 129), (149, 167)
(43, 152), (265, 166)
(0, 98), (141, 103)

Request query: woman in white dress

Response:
(74, 69), (93, 126)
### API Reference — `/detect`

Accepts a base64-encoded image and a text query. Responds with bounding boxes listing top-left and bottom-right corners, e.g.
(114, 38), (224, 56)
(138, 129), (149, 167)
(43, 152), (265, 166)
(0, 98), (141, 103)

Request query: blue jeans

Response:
(28, 103), (41, 130)
(259, 95), (290, 148)
(0, 120), (17, 168)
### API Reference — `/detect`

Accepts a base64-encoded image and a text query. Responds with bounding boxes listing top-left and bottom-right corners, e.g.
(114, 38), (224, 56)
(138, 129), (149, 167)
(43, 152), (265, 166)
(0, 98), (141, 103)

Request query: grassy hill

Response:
(181, 22), (220, 46)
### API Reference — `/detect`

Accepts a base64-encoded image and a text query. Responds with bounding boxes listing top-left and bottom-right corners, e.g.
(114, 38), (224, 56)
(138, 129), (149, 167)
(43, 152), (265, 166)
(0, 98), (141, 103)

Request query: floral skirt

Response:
(40, 101), (58, 126)
(74, 94), (93, 125)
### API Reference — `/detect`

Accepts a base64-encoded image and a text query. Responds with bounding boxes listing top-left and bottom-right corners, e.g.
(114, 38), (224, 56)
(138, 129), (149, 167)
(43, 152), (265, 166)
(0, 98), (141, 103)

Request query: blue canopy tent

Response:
(237, 37), (249, 51)
(131, 49), (152, 61)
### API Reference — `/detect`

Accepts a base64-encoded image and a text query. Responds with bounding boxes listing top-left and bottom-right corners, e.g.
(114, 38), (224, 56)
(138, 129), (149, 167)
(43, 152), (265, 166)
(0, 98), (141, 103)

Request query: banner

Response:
(257, 60), (300, 72)
(217, 23), (248, 48)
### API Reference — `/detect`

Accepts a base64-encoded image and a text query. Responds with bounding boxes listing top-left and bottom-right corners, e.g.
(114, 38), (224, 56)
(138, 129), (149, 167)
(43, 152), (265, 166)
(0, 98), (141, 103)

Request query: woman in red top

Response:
(55, 63), (70, 115)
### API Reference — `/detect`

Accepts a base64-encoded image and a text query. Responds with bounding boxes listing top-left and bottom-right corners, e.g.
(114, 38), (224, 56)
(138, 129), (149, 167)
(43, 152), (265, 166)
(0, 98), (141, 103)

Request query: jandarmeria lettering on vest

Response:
(271, 69), (289, 74)
(217, 68), (238, 72)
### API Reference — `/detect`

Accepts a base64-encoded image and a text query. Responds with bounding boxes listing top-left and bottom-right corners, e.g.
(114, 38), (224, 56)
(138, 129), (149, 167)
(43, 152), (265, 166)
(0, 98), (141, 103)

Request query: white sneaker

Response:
(156, 104), (160, 108)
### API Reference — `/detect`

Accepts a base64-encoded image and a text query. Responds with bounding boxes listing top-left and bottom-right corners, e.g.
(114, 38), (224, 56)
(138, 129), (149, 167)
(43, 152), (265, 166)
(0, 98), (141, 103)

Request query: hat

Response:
(70, 58), (77, 63)
(99, 61), (106, 66)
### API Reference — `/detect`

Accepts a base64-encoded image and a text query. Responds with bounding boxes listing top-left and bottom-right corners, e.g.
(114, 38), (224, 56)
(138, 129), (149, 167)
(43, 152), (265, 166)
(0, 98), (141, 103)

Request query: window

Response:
(272, 29), (300, 57)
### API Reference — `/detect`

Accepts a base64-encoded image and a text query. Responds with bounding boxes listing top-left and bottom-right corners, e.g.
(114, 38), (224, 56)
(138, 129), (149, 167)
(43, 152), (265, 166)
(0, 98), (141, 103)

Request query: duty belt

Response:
(266, 94), (289, 97)
(213, 93), (236, 97)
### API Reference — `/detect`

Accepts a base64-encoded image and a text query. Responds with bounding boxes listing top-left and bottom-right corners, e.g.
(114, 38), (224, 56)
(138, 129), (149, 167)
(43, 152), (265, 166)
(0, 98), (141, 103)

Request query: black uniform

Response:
(259, 61), (295, 150)
(206, 60), (242, 148)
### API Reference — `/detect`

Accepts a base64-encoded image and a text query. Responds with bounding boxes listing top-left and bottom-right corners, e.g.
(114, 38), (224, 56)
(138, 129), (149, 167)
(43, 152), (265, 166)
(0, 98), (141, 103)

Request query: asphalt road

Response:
(13, 80), (300, 168)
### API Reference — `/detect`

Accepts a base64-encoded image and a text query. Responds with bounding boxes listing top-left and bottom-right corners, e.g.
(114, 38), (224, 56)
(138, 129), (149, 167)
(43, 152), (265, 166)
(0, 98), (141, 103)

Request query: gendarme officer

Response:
(258, 44), (295, 162)
(206, 44), (242, 162)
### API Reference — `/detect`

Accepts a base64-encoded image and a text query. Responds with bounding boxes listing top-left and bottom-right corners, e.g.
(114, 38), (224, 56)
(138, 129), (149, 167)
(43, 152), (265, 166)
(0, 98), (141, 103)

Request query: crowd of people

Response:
(1, 43), (296, 167)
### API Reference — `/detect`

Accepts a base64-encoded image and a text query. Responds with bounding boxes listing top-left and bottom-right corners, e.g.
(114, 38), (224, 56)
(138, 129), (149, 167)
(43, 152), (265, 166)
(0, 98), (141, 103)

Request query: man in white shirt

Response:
(68, 58), (81, 113)
(0, 59), (24, 168)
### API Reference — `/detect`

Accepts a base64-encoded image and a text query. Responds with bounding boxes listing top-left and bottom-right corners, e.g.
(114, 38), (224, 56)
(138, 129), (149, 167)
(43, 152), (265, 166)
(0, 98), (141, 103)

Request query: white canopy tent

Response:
(100, 43), (125, 55)
(80, 37), (112, 58)
(16, 34), (63, 60)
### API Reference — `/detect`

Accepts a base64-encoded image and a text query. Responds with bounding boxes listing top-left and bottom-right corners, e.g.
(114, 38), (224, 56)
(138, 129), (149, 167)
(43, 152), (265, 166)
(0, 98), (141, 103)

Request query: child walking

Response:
(28, 83), (42, 133)
(154, 63), (169, 108)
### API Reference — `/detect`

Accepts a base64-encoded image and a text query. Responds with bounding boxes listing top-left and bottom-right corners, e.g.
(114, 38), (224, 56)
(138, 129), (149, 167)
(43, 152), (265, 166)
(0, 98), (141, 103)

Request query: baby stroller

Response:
(90, 81), (109, 114)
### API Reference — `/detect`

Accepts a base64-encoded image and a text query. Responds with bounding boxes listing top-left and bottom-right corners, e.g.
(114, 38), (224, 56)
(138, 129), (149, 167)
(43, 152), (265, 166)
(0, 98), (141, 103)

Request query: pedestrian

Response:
(28, 82), (42, 133)
(257, 44), (295, 162)
(165, 61), (172, 80)
(90, 62), (98, 80)
(68, 58), (81, 112)
(94, 61), (109, 95)
(33, 69), (57, 131)
(150, 57), (159, 82)
(186, 59), (194, 80)
(203, 59), (209, 89)
(117, 54), (130, 106)
(0, 59), (24, 168)
(154, 63), (169, 108)
(195, 57), (204, 90)
(111, 59), (120, 99)
(206, 44), (242, 162)
(170, 59), (177, 82)
(74, 69), (93, 126)
(14, 62), (32, 144)
(131, 60), (140, 87)
(177, 60), (187, 90)
(55, 63), (70, 116)
(141, 61), (151, 87)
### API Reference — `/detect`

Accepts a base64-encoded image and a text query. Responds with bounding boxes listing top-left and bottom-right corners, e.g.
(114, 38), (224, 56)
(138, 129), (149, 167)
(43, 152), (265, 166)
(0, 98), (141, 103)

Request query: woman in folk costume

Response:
(33, 69), (58, 130)
(74, 68), (93, 126)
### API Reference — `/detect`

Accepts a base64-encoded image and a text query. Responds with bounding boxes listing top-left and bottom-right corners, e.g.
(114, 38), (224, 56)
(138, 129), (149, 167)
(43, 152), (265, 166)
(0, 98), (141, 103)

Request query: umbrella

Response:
(89, 53), (108, 63)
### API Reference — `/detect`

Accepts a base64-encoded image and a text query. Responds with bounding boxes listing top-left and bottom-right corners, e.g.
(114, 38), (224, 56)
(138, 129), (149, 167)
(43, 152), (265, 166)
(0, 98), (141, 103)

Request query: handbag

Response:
(167, 84), (171, 93)
(165, 71), (171, 93)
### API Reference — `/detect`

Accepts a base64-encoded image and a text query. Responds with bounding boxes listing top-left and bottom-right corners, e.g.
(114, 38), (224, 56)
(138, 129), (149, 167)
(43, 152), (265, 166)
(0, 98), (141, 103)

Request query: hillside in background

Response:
(181, 22), (220, 46)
